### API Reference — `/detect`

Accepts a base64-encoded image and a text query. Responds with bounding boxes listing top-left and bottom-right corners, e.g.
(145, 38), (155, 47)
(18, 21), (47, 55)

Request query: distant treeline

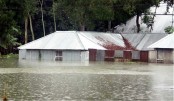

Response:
(0, 0), (173, 54)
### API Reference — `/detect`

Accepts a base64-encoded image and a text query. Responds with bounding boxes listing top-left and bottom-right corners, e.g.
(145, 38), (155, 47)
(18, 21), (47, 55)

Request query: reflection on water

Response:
(0, 59), (173, 101)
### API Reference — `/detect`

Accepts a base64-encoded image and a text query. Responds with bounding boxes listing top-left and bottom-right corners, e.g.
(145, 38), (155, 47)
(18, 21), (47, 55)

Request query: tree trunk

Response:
(172, 7), (174, 27)
(28, 13), (35, 41)
(24, 17), (28, 44)
(108, 20), (112, 32)
(79, 22), (85, 31)
(53, 0), (57, 32)
(150, 6), (158, 32)
(80, 25), (85, 31)
(39, 0), (46, 36)
(136, 12), (141, 33)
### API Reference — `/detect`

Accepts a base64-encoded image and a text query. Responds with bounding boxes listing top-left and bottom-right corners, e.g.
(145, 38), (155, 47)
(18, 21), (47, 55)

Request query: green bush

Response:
(164, 26), (174, 34)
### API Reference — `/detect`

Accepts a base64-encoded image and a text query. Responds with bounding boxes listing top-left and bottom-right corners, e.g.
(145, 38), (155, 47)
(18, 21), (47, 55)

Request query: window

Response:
(55, 50), (62, 61)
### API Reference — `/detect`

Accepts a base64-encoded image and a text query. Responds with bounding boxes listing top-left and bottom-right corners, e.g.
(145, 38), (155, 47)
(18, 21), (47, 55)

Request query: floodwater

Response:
(0, 58), (173, 101)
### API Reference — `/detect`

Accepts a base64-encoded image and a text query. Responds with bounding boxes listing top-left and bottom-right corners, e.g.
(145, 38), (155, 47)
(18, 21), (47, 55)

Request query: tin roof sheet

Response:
(148, 33), (174, 49)
(122, 33), (167, 50)
(18, 31), (86, 50)
(19, 31), (126, 50)
(79, 32), (126, 50)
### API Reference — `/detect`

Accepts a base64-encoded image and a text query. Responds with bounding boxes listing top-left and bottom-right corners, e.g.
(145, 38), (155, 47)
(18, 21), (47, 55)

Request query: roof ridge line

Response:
(135, 34), (146, 49)
(43, 32), (57, 49)
(76, 31), (86, 50)
(78, 32), (106, 49)
(110, 34), (124, 47)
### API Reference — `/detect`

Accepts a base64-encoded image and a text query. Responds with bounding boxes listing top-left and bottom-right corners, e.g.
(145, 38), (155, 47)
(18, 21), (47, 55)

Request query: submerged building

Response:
(18, 31), (171, 63)
(122, 33), (167, 62)
(148, 33), (174, 63)
(18, 31), (126, 61)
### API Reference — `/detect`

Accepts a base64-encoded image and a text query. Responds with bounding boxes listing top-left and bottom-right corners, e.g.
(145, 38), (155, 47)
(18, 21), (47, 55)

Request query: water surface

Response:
(0, 59), (173, 101)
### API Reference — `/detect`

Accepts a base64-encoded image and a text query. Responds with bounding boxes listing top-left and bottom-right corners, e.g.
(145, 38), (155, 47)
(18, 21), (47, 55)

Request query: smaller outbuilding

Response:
(121, 33), (167, 62)
(148, 33), (174, 63)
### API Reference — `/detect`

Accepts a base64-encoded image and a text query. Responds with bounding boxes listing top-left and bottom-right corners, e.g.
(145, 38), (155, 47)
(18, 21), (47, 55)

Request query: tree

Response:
(122, 0), (161, 33)
(65, 0), (93, 31)
(52, 0), (57, 31)
(165, 26), (174, 34)
(0, 0), (165, 55)
(24, 16), (28, 44)
(90, 0), (116, 31)
(39, 0), (46, 36)
(142, 9), (154, 31)
(0, 0), (20, 48)
(29, 13), (35, 41)
(22, 0), (37, 43)
(62, 0), (118, 31)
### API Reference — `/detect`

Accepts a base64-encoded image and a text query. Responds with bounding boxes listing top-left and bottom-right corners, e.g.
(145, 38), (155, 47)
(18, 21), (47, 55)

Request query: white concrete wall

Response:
(26, 50), (39, 60)
(41, 50), (56, 60)
(158, 49), (173, 63)
(132, 51), (140, 60)
(21, 50), (89, 61)
(173, 50), (174, 64)
(19, 49), (26, 60)
(115, 50), (123, 58)
(96, 50), (105, 61)
(81, 51), (89, 61)
(62, 50), (88, 61)
(148, 50), (157, 63)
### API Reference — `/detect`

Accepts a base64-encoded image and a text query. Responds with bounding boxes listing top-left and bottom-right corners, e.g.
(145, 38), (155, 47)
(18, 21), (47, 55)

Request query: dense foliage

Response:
(0, 0), (172, 54)
(165, 26), (174, 34)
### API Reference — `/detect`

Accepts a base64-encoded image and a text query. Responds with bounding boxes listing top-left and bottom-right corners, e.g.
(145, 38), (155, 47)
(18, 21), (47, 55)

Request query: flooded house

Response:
(18, 31), (126, 61)
(18, 31), (169, 63)
(122, 33), (167, 62)
(148, 33), (174, 63)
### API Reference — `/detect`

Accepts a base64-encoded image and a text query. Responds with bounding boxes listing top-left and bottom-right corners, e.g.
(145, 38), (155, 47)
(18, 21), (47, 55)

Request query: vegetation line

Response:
(0, 0), (173, 54)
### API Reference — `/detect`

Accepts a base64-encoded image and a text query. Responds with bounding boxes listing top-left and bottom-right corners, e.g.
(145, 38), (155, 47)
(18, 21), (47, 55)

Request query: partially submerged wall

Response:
(41, 50), (56, 60)
(148, 50), (157, 63)
(173, 50), (174, 64)
(89, 49), (149, 62)
(149, 49), (174, 64)
(19, 49), (173, 64)
(157, 49), (173, 63)
(19, 49), (26, 60)
(19, 49), (89, 61)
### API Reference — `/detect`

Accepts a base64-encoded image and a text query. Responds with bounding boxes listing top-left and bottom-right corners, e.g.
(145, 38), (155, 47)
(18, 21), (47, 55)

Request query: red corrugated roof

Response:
(95, 36), (135, 50)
